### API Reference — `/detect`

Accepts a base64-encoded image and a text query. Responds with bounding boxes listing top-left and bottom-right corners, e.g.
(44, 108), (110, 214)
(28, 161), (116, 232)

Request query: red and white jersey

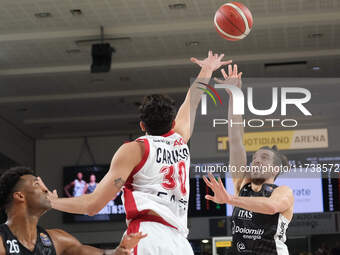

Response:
(122, 130), (190, 237)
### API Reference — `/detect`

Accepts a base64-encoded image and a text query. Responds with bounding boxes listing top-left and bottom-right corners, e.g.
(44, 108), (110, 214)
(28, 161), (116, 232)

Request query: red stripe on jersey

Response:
(123, 187), (138, 220)
(132, 212), (177, 230)
(125, 138), (150, 190)
(124, 138), (149, 219)
(131, 138), (150, 177)
(127, 211), (177, 233)
(127, 219), (140, 255)
(162, 129), (175, 137)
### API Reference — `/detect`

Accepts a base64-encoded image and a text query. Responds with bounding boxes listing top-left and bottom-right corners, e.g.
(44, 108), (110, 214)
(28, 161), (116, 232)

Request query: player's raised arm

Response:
(40, 141), (143, 216)
(203, 173), (294, 216)
(215, 64), (248, 195)
(174, 50), (231, 142)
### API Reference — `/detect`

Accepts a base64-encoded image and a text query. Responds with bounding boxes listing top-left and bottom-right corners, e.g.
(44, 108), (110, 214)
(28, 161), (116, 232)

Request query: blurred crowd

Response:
(293, 242), (340, 255)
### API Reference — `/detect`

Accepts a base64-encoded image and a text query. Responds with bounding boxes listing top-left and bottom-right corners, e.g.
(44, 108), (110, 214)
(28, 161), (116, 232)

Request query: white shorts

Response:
(126, 221), (194, 255)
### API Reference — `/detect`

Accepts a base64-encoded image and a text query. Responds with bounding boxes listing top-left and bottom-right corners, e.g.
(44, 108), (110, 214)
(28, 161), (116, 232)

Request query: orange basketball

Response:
(214, 1), (253, 41)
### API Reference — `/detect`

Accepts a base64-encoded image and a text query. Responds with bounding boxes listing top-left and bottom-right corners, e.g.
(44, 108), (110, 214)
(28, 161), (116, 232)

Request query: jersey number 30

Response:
(160, 161), (187, 195)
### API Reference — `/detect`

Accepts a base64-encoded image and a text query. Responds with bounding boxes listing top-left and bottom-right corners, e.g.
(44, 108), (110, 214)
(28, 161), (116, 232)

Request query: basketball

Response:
(214, 1), (253, 41)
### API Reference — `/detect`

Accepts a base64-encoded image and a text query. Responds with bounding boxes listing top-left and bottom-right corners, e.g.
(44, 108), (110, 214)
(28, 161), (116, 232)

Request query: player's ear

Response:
(12, 191), (25, 203)
(139, 121), (146, 132)
(171, 120), (175, 129)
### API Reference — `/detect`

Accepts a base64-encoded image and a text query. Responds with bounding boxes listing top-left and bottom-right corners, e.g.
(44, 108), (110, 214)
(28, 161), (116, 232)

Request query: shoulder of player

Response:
(234, 179), (251, 195)
(118, 140), (145, 158)
(0, 235), (4, 255)
(46, 229), (80, 245)
(46, 229), (81, 255)
(110, 141), (146, 170)
(46, 229), (80, 248)
(273, 185), (294, 197)
(46, 228), (66, 240)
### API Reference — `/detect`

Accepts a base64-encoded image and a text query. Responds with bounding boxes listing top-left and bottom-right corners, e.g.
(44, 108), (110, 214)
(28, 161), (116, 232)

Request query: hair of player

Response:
(139, 94), (177, 136)
(0, 167), (34, 211)
(259, 145), (289, 180)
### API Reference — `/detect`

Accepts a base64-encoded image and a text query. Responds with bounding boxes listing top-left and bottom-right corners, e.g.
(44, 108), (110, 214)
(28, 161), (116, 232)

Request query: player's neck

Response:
(251, 178), (274, 192)
(7, 207), (39, 243)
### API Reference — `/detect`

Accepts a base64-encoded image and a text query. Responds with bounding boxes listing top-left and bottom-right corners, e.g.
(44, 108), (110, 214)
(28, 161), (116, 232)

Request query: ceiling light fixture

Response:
(312, 66), (320, 71)
(70, 9), (82, 16)
(308, 33), (323, 39)
(34, 12), (52, 18)
(185, 41), (200, 47)
(168, 3), (187, 10)
(91, 78), (105, 83)
(120, 76), (130, 82)
(201, 240), (209, 244)
(66, 49), (81, 54)
(16, 108), (28, 112)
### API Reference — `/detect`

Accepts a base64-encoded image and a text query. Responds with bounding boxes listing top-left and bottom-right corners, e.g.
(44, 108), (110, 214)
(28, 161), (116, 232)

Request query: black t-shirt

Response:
(231, 183), (289, 255)
(0, 224), (57, 255)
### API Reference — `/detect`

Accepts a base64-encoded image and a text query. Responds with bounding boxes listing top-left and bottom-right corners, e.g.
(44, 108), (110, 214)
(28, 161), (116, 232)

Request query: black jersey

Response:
(231, 183), (289, 255)
(0, 224), (57, 255)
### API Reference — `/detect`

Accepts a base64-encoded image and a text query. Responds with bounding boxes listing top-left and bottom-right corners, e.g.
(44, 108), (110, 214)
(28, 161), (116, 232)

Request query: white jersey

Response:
(73, 179), (86, 197)
(122, 130), (190, 237)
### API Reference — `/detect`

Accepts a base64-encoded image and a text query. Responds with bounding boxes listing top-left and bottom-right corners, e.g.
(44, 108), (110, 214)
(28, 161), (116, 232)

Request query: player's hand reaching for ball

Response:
(214, 64), (243, 95)
(191, 50), (232, 72)
(203, 172), (234, 204)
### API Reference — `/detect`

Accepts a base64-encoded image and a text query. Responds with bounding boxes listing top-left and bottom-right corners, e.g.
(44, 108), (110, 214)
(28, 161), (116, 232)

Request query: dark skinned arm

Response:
(47, 229), (146, 255)
(0, 236), (5, 255)
(45, 141), (143, 216)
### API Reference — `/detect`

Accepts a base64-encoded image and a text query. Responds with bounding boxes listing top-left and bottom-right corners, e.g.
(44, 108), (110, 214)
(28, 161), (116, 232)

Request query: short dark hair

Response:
(259, 145), (289, 180)
(0, 167), (34, 211)
(139, 94), (176, 135)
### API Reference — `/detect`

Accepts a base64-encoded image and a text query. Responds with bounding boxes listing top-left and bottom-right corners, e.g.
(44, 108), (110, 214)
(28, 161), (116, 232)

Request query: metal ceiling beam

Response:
(0, 87), (188, 103)
(0, 48), (340, 76)
(0, 11), (339, 43)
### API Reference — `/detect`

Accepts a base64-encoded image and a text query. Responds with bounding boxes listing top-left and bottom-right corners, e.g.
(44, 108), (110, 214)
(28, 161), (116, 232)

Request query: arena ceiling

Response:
(0, 0), (339, 138)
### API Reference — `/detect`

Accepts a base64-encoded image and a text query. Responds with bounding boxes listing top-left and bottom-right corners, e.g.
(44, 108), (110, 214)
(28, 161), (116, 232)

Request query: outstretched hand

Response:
(191, 50), (232, 72)
(214, 64), (242, 95)
(203, 173), (234, 204)
(119, 232), (147, 250)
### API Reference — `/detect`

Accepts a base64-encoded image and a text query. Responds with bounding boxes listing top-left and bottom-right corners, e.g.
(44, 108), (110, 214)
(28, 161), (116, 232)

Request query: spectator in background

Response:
(84, 174), (111, 215)
(331, 241), (340, 255)
(64, 172), (86, 197)
(316, 243), (330, 255)
(85, 174), (97, 194)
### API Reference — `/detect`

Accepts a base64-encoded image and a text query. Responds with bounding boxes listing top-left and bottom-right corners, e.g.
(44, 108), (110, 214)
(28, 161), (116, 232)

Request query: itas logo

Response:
(238, 209), (253, 219)
(198, 82), (223, 115)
